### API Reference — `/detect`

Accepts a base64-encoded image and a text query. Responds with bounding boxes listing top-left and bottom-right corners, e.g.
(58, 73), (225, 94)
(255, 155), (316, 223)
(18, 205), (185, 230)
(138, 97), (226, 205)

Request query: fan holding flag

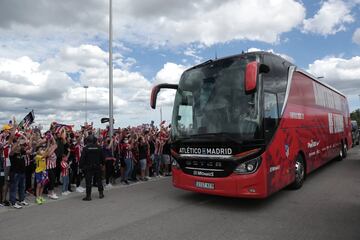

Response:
(18, 110), (35, 130)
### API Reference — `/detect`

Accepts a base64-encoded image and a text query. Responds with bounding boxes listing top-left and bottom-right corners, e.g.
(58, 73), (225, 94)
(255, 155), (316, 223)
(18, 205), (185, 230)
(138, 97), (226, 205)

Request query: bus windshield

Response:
(172, 56), (262, 141)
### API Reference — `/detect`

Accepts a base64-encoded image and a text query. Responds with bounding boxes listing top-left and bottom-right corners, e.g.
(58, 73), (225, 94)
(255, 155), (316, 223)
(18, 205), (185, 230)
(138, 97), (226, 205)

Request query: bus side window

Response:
(262, 55), (290, 115)
(264, 92), (279, 137)
(178, 105), (193, 131)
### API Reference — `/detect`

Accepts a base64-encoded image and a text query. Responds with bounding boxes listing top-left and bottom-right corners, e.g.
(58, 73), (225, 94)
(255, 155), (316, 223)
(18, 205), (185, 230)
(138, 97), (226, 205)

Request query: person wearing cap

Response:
(79, 135), (104, 201)
(1, 122), (16, 206)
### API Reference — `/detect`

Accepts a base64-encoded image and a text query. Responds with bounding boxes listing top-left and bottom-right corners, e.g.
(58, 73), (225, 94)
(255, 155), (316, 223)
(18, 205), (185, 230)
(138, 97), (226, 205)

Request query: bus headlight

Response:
(172, 159), (180, 169)
(246, 164), (254, 172)
(234, 157), (261, 174)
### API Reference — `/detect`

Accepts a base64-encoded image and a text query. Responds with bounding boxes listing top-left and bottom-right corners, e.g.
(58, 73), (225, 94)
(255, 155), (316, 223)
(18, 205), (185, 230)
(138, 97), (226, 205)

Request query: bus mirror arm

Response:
(259, 64), (270, 74)
(150, 83), (178, 109)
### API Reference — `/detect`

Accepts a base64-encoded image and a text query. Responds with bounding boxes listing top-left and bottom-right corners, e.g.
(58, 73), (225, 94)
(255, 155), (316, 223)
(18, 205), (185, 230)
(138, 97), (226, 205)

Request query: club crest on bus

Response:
(285, 144), (289, 158)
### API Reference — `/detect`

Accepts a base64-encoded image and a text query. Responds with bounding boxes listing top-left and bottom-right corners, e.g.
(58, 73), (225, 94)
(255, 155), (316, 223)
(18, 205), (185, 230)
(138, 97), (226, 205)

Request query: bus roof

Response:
(296, 69), (345, 98)
(188, 51), (346, 98)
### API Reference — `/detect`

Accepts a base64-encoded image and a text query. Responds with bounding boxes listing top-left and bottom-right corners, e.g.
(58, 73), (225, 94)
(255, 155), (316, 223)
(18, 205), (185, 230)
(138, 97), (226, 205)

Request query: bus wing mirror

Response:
(150, 83), (178, 109)
(245, 62), (270, 94)
(245, 61), (259, 94)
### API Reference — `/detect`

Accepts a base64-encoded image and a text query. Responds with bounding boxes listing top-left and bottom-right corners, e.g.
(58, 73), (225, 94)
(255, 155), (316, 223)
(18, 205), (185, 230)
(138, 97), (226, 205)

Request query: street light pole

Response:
(84, 85), (89, 125)
(160, 107), (163, 123)
(109, 0), (114, 137)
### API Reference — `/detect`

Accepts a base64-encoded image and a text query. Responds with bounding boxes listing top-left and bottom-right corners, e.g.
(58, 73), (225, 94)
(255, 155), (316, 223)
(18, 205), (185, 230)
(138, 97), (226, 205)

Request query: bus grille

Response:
(181, 159), (235, 178)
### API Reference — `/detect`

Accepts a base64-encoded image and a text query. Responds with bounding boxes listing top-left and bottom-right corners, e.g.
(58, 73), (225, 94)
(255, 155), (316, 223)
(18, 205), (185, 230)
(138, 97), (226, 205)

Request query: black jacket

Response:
(10, 151), (26, 174)
(0, 154), (4, 173)
(138, 143), (148, 160)
(79, 143), (105, 170)
(55, 138), (65, 161)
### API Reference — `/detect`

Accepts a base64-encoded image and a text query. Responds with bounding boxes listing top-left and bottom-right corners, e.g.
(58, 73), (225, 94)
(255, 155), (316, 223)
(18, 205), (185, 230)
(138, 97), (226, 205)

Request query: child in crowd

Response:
(34, 145), (49, 205)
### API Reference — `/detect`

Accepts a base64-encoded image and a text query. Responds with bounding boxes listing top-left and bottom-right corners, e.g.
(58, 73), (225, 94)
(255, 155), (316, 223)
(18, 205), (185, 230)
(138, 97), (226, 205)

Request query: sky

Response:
(0, 0), (360, 129)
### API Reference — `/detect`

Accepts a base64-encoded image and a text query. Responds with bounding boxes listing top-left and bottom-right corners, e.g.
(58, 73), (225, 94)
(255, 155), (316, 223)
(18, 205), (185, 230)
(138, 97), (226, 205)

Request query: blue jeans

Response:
(62, 175), (69, 193)
(124, 158), (133, 181)
(154, 154), (162, 176)
(139, 159), (147, 171)
(10, 173), (25, 204)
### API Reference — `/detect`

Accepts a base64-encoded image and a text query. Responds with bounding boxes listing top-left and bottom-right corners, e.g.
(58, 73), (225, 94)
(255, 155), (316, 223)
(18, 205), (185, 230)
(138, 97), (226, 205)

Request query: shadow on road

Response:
(174, 149), (360, 212)
(176, 188), (289, 212)
(303, 149), (360, 182)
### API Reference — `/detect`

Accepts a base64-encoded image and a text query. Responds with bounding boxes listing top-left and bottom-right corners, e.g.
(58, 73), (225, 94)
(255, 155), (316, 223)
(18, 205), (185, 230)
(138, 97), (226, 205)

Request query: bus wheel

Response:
(338, 142), (347, 161)
(289, 155), (305, 190)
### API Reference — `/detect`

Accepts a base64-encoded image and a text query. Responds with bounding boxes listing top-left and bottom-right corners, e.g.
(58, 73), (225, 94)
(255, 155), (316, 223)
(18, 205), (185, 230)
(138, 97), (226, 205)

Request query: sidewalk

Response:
(0, 176), (168, 213)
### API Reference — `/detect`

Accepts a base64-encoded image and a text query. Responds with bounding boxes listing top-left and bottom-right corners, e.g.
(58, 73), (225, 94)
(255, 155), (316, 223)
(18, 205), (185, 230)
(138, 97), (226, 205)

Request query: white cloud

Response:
(82, 67), (151, 89)
(308, 56), (360, 95)
(0, 56), (73, 100)
(42, 45), (108, 73)
(117, 0), (305, 46)
(184, 46), (203, 64)
(0, 0), (305, 48)
(0, 44), (160, 128)
(154, 62), (187, 107)
(44, 44), (151, 89)
(154, 62), (187, 85)
(0, 44), (191, 128)
(0, 1), (107, 30)
(302, 0), (354, 35)
(352, 28), (360, 45)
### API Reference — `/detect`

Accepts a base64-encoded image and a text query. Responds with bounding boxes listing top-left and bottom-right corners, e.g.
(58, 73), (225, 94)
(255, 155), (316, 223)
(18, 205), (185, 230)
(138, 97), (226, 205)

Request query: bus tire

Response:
(338, 142), (347, 161)
(289, 155), (305, 190)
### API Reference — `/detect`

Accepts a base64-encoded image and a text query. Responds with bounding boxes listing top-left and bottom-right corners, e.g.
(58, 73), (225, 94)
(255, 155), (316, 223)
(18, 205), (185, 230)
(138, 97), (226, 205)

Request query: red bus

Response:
(150, 52), (352, 198)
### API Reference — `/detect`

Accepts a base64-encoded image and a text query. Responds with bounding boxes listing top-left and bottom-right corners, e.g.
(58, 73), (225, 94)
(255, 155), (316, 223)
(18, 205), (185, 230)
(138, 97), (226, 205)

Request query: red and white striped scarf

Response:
(61, 159), (69, 176)
(3, 143), (11, 167)
(74, 144), (82, 163)
(46, 152), (57, 169)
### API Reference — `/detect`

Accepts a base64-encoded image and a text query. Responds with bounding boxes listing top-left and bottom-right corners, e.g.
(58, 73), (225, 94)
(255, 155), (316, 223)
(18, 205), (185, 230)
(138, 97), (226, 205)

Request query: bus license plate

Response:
(195, 181), (215, 190)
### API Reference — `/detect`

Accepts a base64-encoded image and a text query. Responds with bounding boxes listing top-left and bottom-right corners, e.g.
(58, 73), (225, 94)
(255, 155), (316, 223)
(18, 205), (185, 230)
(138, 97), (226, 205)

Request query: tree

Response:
(350, 109), (360, 125)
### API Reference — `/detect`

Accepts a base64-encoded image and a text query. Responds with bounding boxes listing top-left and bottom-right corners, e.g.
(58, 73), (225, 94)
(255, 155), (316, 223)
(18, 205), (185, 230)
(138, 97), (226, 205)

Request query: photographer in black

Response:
(79, 134), (104, 201)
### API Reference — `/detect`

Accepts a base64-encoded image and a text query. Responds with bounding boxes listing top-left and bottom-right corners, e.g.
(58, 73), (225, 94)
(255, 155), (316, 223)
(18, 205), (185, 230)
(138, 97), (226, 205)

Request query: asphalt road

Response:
(1, 147), (360, 240)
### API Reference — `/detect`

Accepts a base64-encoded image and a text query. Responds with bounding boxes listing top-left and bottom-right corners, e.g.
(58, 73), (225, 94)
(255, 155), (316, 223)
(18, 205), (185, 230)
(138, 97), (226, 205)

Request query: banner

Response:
(50, 122), (73, 134)
(81, 122), (93, 131)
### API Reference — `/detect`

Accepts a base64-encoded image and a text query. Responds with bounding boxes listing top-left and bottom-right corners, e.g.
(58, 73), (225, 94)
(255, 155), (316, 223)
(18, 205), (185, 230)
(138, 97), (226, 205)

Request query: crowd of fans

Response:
(0, 119), (172, 209)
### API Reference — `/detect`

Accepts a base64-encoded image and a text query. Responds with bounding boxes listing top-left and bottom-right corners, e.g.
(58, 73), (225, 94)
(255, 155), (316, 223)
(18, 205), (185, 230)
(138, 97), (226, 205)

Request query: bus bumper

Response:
(172, 167), (268, 198)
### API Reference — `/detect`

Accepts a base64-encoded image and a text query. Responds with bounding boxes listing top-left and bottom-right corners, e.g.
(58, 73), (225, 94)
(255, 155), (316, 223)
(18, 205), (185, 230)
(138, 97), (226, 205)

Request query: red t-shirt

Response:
(121, 143), (133, 159)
